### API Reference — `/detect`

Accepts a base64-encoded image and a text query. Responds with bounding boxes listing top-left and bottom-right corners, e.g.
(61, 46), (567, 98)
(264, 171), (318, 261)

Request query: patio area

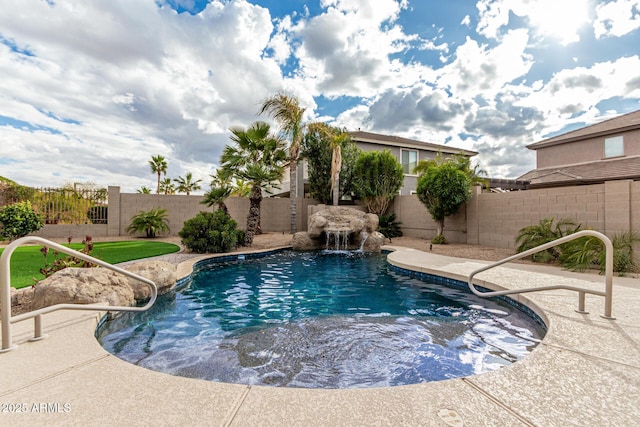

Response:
(1, 247), (639, 426)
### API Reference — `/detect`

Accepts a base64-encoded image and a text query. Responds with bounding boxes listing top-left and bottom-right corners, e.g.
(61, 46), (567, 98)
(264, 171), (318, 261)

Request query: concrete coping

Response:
(1, 246), (639, 425)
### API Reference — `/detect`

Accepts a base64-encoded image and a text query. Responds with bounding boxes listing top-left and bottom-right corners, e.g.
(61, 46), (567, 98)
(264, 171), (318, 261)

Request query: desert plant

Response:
(378, 213), (403, 241)
(0, 200), (45, 241)
(179, 210), (240, 253)
(126, 207), (170, 238)
(515, 218), (581, 262)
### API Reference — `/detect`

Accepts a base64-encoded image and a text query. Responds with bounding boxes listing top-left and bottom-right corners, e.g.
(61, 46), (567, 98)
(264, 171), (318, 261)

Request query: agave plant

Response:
(126, 207), (170, 238)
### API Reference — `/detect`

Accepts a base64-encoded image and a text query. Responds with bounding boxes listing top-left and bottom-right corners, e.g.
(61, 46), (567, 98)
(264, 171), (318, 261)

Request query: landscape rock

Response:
(363, 231), (386, 252)
(293, 207), (383, 252)
(291, 232), (323, 251)
(32, 268), (135, 310)
(124, 260), (177, 301)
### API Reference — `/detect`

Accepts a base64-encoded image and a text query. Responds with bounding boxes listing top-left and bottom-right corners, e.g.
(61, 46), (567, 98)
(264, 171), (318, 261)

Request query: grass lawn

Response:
(1, 241), (180, 289)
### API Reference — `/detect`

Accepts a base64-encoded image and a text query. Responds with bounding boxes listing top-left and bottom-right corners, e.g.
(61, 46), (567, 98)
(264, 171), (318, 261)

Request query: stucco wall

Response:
(536, 128), (640, 168)
(33, 182), (638, 250)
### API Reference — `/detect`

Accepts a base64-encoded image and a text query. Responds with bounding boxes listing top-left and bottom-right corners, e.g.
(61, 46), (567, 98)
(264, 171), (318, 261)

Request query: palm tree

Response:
(259, 92), (306, 234)
(201, 168), (234, 214)
(306, 123), (350, 206)
(126, 207), (170, 238)
(174, 172), (202, 195)
(231, 178), (252, 197)
(159, 178), (175, 195)
(148, 155), (168, 194)
(221, 121), (287, 245)
(136, 186), (152, 194)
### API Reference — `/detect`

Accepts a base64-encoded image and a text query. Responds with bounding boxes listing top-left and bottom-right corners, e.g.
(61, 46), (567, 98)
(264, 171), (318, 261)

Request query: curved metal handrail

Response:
(1, 236), (157, 352)
(468, 230), (614, 319)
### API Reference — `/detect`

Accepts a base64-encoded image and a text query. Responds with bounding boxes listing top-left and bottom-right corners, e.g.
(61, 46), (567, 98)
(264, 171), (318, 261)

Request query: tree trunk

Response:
(245, 185), (262, 246)
(289, 161), (297, 234)
(436, 219), (444, 237)
(218, 202), (229, 216)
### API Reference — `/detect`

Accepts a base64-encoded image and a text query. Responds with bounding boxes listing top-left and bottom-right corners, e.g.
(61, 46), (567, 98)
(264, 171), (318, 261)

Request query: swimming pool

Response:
(97, 250), (546, 389)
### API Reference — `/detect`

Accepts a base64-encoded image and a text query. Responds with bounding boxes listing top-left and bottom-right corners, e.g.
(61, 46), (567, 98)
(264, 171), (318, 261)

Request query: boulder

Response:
(363, 231), (386, 253)
(124, 260), (177, 301)
(292, 232), (323, 251)
(32, 268), (135, 310)
(292, 207), (384, 252)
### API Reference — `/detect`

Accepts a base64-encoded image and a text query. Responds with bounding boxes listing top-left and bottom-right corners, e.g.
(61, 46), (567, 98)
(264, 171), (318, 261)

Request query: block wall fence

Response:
(34, 180), (639, 249)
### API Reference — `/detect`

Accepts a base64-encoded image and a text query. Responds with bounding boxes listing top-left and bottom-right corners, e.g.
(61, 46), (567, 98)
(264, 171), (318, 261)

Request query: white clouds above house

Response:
(0, 0), (638, 191)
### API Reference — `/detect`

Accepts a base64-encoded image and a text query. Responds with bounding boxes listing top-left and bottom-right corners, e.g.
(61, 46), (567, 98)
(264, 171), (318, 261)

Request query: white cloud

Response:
(437, 30), (533, 99)
(477, 0), (592, 45)
(0, 0), (287, 191)
(594, 0), (640, 38)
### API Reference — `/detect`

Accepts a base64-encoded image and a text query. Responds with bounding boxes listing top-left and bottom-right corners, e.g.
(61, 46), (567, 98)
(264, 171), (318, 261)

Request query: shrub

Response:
(416, 160), (473, 241)
(352, 150), (404, 215)
(0, 200), (45, 241)
(126, 207), (170, 238)
(515, 218), (580, 263)
(378, 213), (403, 241)
(559, 231), (640, 274)
(431, 234), (447, 245)
(179, 210), (239, 253)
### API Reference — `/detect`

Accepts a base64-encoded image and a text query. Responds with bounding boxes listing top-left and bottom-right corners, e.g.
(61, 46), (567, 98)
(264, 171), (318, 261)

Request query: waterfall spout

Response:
(325, 229), (350, 251)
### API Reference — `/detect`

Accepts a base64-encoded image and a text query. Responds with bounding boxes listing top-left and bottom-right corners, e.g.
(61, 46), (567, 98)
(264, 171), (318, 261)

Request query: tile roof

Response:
(518, 155), (640, 187)
(349, 130), (477, 156)
(527, 109), (640, 149)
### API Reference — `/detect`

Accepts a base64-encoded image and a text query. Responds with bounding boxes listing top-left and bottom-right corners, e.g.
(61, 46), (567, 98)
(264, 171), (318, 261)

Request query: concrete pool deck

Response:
(1, 246), (639, 426)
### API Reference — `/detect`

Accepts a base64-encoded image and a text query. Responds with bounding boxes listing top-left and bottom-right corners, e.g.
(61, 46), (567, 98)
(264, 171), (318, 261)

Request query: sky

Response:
(1, 0), (639, 193)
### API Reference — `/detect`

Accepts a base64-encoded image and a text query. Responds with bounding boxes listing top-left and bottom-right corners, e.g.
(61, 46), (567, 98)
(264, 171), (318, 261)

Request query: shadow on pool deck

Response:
(1, 246), (639, 426)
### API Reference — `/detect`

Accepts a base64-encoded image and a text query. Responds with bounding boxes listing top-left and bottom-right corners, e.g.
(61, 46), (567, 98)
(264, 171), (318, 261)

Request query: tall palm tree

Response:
(159, 178), (175, 195)
(259, 93), (305, 234)
(221, 121), (287, 245)
(174, 172), (202, 195)
(306, 123), (350, 206)
(148, 155), (168, 194)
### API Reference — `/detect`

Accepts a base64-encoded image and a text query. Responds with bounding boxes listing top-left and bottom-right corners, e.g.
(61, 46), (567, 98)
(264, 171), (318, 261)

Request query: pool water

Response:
(97, 251), (546, 389)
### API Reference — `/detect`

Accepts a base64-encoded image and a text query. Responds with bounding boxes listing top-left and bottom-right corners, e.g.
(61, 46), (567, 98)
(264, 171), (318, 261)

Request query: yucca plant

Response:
(126, 207), (170, 238)
(515, 218), (581, 262)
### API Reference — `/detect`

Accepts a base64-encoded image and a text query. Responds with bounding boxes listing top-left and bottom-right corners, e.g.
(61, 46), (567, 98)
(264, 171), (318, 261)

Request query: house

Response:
(274, 130), (477, 197)
(519, 109), (640, 188)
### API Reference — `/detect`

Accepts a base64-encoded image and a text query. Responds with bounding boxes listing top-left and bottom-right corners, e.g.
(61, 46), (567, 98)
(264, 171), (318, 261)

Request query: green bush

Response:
(179, 210), (240, 253)
(559, 231), (640, 274)
(431, 234), (447, 245)
(378, 213), (403, 240)
(515, 218), (580, 263)
(126, 207), (170, 238)
(0, 201), (44, 241)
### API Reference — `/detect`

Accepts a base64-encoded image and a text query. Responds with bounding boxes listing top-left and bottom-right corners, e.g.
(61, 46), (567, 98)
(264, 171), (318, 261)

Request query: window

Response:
(604, 136), (624, 158)
(401, 149), (418, 175)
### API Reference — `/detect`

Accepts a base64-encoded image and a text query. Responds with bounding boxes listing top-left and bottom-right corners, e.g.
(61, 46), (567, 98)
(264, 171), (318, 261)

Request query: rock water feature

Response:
(292, 206), (386, 252)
